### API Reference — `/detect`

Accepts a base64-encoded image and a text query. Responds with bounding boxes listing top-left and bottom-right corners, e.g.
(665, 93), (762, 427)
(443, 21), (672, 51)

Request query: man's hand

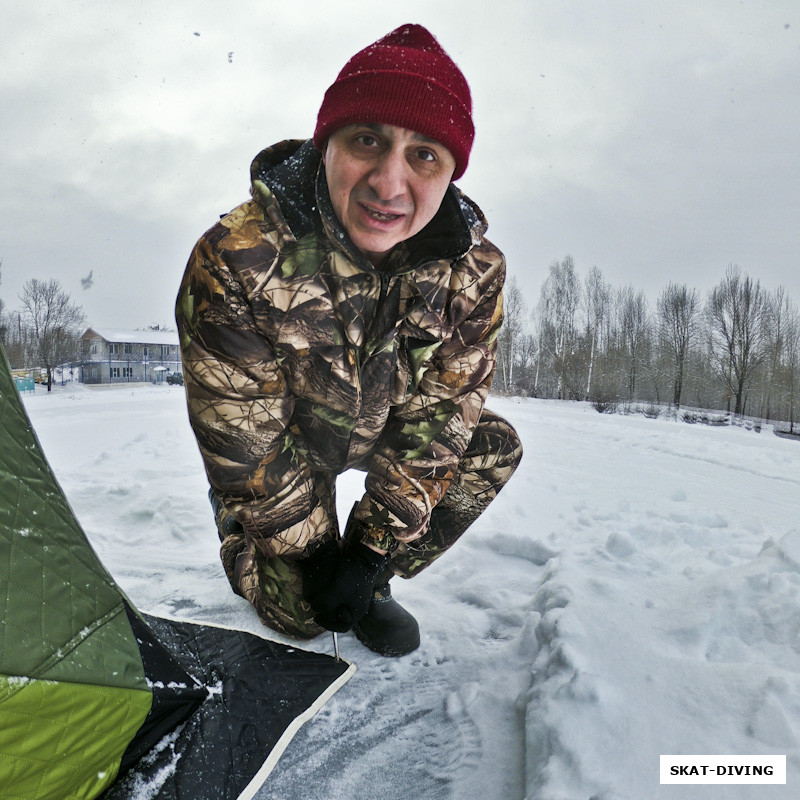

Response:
(300, 538), (341, 605)
(308, 542), (390, 632)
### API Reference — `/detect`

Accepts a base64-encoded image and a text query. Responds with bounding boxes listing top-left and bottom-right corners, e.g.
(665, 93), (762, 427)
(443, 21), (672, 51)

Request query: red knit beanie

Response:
(313, 24), (474, 180)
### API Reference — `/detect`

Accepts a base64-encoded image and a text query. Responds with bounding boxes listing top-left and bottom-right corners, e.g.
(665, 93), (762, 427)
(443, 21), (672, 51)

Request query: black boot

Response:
(353, 581), (420, 657)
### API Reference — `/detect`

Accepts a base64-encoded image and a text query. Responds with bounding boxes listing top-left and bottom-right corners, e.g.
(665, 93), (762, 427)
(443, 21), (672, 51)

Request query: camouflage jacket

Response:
(176, 140), (505, 558)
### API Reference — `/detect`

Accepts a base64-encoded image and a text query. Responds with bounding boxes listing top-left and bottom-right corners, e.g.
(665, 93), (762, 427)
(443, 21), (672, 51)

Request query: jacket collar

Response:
(250, 139), (485, 270)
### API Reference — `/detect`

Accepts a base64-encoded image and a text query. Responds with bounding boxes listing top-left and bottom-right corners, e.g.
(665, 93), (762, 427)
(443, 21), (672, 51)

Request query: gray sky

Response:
(2, 0), (798, 329)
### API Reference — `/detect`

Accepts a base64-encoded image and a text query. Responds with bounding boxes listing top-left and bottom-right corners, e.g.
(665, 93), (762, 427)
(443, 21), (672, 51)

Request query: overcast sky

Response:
(1, 0), (798, 330)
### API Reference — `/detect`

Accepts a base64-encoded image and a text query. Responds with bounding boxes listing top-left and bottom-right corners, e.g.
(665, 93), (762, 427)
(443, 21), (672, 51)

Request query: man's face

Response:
(323, 123), (456, 265)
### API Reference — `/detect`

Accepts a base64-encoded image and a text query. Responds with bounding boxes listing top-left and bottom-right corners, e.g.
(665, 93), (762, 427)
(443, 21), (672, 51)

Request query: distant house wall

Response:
(79, 329), (182, 384)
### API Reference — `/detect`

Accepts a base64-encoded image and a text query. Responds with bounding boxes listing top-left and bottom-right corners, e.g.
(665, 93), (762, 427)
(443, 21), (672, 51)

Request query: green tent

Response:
(0, 344), (354, 800)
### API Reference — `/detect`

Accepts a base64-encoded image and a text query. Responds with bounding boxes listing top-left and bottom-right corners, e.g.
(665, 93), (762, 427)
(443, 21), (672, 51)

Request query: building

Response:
(79, 328), (182, 384)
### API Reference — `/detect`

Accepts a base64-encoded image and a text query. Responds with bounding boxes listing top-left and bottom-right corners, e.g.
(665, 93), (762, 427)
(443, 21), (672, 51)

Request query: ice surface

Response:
(23, 386), (800, 799)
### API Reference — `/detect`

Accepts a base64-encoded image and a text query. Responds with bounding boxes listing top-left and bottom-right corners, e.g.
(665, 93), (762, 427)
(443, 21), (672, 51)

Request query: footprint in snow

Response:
(422, 682), (482, 781)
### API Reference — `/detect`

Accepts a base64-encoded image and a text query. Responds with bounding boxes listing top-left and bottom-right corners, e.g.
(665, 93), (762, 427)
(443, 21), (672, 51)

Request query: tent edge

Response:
(236, 660), (357, 800)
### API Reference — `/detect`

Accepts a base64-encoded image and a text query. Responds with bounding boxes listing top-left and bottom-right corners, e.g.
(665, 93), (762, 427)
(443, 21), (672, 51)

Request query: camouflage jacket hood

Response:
(176, 139), (505, 557)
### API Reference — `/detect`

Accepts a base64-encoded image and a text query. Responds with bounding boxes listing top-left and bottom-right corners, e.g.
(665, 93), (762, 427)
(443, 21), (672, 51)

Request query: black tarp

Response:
(104, 615), (354, 800)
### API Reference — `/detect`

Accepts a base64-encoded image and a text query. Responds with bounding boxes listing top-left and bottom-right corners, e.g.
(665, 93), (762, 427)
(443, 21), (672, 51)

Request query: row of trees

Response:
(496, 258), (800, 429)
(3, 258), (798, 424)
(0, 265), (86, 391)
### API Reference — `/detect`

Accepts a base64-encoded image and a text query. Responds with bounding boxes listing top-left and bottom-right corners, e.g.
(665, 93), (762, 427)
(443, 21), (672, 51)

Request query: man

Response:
(176, 24), (522, 657)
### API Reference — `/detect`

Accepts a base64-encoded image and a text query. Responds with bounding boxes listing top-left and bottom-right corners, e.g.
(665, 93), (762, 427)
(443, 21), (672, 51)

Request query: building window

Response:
(124, 344), (133, 355)
(109, 343), (119, 355)
(123, 367), (133, 378)
(110, 367), (120, 378)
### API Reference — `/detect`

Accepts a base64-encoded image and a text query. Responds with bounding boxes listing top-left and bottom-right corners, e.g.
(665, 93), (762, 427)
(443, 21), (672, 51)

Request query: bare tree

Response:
(515, 330), (539, 395)
(657, 283), (700, 407)
(706, 265), (767, 415)
(539, 255), (580, 399)
(760, 287), (793, 420)
(784, 308), (800, 432)
(530, 307), (545, 397)
(617, 286), (649, 401)
(0, 258), (6, 344)
(19, 278), (86, 391)
(496, 275), (527, 393)
(583, 266), (612, 400)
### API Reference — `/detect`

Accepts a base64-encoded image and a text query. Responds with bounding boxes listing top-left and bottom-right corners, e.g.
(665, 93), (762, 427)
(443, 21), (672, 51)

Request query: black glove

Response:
(300, 538), (341, 606)
(310, 542), (390, 632)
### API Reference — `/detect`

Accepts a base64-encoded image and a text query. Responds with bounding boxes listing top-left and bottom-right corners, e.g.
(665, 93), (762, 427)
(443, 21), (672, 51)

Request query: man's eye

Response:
(417, 149), (437, 163)
(355, 134), (379, 148)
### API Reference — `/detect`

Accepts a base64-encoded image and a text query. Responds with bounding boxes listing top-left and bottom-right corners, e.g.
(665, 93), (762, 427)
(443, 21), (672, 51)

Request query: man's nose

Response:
(367, 148), (407, 202)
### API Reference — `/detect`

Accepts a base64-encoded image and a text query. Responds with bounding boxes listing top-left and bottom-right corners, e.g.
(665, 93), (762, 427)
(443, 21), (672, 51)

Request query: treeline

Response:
(3, 259), (798, 423)
(0, 268), (86, 390)
(496, 257), (800, 428)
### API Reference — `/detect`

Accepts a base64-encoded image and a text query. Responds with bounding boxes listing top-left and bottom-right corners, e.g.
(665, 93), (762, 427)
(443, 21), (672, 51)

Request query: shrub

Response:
(643, 404), (662, 419)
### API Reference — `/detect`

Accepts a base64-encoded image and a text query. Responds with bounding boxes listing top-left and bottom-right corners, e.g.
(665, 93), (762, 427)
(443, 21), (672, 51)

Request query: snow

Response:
(22, 384), (800, 799)
(120, 726), (184, 800)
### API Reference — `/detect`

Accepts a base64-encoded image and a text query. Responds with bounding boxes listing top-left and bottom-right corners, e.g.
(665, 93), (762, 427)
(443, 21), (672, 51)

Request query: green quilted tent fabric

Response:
(0, 347), (154, 798)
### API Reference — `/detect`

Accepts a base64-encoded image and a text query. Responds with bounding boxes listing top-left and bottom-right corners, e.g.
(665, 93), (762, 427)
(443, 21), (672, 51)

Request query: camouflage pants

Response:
(212, 408), (522, 640)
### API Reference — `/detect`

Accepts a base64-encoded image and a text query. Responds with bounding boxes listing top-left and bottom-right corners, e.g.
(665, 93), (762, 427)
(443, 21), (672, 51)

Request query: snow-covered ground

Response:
(22, 383), (800, 800)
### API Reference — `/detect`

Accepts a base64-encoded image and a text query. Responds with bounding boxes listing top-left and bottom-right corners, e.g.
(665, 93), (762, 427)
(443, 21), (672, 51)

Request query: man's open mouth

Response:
(361, 203), (402, 222)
